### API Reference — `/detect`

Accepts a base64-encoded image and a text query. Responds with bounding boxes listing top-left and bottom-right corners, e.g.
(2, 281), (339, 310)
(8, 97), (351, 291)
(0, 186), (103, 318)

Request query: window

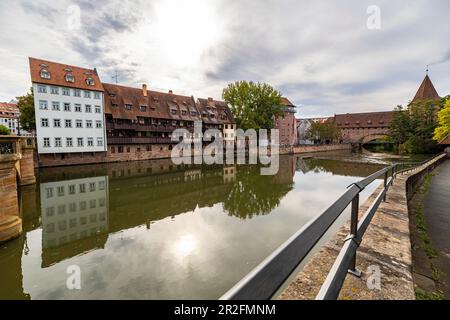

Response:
(74, 89), (81, 97)
(84, 91), (91, 98)
(85, 105), (92, 113)
(95, 121), (102, 128)
(66, 137), (73, 147)
(95, 105), (101, 113)
(43, 137), (50, 147)
(86, 120), (93, 128)
(191, 111), (197, 116)
(65, 74), (75, 83)
(140, 106), (147, 112)
(68, 184), (75, 194)
(53, 119), (61, 128)
(182, 110), (187, 116)
(87, 137), (94, 146)
(118, 146), (123, 153)
(94, 92), (101, 99)
(39, 100), (48, 110)
(40, 69), (51, 79)
(77, 137), (83, 147)
(50, 87), (59, 95)
(171, 109), (177, 115)
(89, 182), (96, 192)
(111, 146), (115, 153)
(125, 104), (132, 110)
(79, 184), (86, 193)
(52, 101), (60, 111)
(86, 78), (95, 86)
(55, 137), (62, 147)
(97, 137), (103, 146)
(41, 118), (49, 127)
(75, 104), (82, 112)
(65, 119), (72, 128)
(64, 103), (71, 111)
(76, 120), (83, 128)
(38, 85), (47, 93)
(62, 88), (70, 96)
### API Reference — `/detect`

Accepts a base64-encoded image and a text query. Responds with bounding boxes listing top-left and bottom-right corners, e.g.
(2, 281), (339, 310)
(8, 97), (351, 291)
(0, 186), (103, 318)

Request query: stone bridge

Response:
(333, 111), (394, 144)
(0, 136), (36, 243)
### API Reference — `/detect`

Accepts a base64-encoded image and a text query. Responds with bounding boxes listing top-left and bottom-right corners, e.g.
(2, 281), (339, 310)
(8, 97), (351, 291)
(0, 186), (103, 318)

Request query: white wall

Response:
(33, 83), (107, 154)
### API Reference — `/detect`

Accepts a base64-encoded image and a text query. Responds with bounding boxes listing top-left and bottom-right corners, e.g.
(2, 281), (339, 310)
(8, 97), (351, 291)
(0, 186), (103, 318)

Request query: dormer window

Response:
(170, 109), (177, 115)
(40, 69), (51, 79)
(86, 77), (95, 86)
(65, 74), (75, 83)
(140, 106), (147, 112)
(125, 104), (132, 110)
(111, 103), (118, 108)
(108, 93), (116, 98)
(367, 120), (372, 125)
(181, 110), (187, 116)
(191, 111), (197, 116)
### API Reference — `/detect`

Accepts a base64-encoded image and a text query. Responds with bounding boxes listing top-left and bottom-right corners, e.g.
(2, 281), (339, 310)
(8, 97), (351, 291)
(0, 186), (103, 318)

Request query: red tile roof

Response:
(103, 83), (201, 121)
(29, 57), (104, 92)
(334, 111), (394, 128)
(0, 102), (19, 119)
(196, 98), (235, 124)
(439, 134), (450, 145)
(281, 97), (295, 106)
(412, 74), (440, 102)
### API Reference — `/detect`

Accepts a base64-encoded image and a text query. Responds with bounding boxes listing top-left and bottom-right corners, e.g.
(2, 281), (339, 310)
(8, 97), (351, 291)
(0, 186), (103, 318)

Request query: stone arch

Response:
(360, 134), (391, 144)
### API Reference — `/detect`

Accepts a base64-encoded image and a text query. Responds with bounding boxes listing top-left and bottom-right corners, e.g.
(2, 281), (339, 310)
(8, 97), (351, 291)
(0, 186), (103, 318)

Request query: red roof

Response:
(196, 98), (235, 124)
(29, 57), (104, 92)
(103, 83), (201, 122)
(439, 134), (450, 145)
(412, 74), (440, 102)
(281, 97), (295, 107)
(0, 102), (19, 119)
(334, 111), (394, 128)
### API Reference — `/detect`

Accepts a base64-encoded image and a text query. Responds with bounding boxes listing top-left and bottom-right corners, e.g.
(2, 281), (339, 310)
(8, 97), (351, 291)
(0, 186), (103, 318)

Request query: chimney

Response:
(168, 90), (173, 94)
(142, 84), (148, 97)
(93, 68), (98, 75)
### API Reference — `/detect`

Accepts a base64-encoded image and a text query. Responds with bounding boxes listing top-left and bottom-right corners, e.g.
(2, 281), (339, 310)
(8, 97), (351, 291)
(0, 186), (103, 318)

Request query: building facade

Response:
(274, 98), (297, 146)
(0, 102), (33, 136)
(196, 97), (236, 146)
(29, 58), (107, 165)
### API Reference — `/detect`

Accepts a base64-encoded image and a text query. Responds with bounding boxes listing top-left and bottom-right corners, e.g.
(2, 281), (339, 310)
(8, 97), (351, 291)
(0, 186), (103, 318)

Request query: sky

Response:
(0, 0), (449, 118)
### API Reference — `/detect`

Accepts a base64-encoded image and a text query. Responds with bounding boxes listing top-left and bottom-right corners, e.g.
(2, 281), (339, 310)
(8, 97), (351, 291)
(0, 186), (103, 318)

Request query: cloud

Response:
(0, 0), (449, 116)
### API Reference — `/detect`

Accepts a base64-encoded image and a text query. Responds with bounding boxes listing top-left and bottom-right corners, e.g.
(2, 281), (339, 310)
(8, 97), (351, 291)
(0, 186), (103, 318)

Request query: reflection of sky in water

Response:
(2, 155), (383, 299)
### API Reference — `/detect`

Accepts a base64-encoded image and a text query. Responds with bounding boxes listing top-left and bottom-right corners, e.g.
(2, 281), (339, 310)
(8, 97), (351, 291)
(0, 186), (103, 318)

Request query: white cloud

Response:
(0, 0), (449, 116)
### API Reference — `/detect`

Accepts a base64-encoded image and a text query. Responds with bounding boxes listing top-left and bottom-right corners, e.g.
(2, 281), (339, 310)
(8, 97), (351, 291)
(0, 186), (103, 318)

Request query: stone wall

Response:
(291, 143), (351, 154)
(279, 153), (447, 300)
(0, 167), (22, 243)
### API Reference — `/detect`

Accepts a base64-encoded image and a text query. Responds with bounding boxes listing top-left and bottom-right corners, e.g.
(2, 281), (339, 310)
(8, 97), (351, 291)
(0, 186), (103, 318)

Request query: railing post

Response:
(383, 171), (388, 202)
(348, 194), (361, 277)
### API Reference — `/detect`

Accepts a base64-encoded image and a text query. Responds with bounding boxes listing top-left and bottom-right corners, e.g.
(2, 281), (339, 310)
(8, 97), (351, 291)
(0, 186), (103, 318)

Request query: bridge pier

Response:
(0, 136), (36, 243)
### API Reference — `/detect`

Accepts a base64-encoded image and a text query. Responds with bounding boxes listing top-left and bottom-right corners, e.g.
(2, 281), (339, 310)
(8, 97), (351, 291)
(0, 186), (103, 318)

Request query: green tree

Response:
(17, 88), (35, 132)
(222, 81), (284, 130)
(0, 124), (11, 135)
(389, 105), (411, 148)
(307, 121), (341, 144)
(434, 98), (450, 142)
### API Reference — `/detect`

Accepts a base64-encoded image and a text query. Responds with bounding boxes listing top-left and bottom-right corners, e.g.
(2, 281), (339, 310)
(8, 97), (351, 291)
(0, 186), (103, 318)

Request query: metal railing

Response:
(221, 153), (445, 301)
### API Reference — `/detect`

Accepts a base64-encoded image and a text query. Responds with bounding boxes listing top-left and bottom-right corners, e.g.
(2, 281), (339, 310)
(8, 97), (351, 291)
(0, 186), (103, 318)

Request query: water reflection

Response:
(0, 153), (386, 299)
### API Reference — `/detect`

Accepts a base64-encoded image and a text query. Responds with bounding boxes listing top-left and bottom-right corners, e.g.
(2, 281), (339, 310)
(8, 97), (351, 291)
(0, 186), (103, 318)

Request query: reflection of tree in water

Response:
(223, 165), (294, 220)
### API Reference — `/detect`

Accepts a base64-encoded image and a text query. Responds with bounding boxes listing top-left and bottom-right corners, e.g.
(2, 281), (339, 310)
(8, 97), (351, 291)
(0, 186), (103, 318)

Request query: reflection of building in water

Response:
(223, 166), (236, 183)
(40, 176), (109, 252)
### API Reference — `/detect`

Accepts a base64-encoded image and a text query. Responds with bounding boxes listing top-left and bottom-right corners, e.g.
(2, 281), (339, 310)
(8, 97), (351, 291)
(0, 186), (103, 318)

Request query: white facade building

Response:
(29, 58), (107, 155)
(0, 102), (33, 136)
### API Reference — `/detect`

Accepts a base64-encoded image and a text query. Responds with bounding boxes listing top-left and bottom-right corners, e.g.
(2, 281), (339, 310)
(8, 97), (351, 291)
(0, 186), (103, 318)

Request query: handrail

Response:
(221, 153), (444, 300)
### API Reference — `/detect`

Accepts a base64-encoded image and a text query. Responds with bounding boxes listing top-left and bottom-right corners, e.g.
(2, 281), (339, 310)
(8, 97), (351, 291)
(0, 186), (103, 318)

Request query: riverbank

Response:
(410, 160), (450, 299)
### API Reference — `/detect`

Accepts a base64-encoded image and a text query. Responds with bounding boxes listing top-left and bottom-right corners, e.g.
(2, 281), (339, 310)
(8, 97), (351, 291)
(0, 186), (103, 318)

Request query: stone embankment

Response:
(279, 153), (447, 300)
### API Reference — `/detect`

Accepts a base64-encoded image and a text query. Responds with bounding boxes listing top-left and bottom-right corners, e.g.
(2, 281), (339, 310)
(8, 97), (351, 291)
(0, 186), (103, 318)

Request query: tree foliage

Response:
(17, 88), (35, 132)
(389, 105), (410, 146)
(306, 121), (341, 144)
(222, 81), (284, 130)
(434, 97), (450, 142)
(389, 98), (445, 154)
(0, 124), (11, 135)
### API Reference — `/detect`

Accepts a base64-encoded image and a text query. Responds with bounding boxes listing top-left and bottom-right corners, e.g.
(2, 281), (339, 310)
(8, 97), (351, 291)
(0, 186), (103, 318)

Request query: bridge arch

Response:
(360, 134), (391, 144)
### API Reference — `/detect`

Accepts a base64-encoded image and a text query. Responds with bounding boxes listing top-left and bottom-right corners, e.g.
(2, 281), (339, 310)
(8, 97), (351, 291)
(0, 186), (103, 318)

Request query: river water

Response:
(0, 150), (430, 299)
